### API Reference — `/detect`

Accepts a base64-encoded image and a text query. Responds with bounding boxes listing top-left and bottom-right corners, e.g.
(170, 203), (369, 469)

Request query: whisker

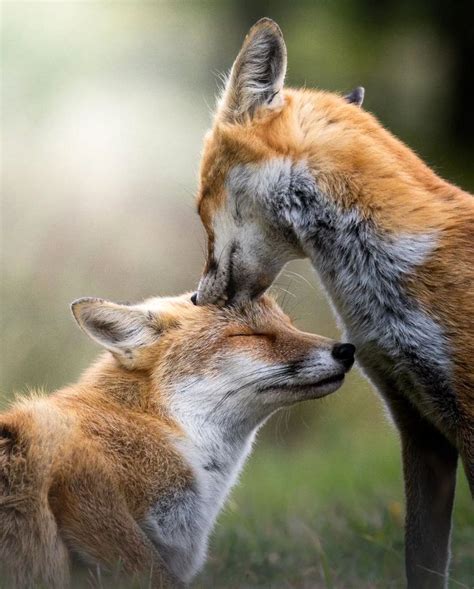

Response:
(204, 365), (292, 422)
(269, 285), (297, 300)
(281, 269), (317, 292)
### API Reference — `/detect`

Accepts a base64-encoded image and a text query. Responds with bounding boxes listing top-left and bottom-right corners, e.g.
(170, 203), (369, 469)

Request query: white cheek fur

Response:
(212, 208), (238, 263)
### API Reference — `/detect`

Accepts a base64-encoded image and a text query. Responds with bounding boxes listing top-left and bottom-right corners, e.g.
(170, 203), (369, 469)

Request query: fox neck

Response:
(80, 357), (266, 472)
(166, 380), (267, 547)
(75, 355), (155, 410)
(174, 412), (259, 485)
(252, 147), (455, 422)
(292, 90), (458, 234)
(292, 194), (437, 334)
(270, 163), (454, 431)
(167, 379), (268, 476)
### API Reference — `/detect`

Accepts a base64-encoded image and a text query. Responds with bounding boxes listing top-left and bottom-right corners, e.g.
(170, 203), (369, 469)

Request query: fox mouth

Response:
(282, 373), (345, 391)
(259, 372), (345, 398)
(197, 246), (235, 306)
(311, 373), (345, 388)
(199, 243), (269, 306)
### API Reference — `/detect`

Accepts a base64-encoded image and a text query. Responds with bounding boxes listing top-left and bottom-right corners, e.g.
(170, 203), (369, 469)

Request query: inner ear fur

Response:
(220, 18), (287, 122)
(71, 297), (161, 368)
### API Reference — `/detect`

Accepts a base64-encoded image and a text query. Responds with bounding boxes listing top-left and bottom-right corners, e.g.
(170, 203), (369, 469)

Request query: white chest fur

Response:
(141, 417), (256, 583)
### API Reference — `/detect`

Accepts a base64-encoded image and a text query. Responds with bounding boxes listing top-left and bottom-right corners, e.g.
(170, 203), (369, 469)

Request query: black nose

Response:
(190, 292), (198, 306)
(332, 343), (356, 369)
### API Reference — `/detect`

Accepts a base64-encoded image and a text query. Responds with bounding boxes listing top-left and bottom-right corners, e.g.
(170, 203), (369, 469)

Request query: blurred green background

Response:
(1, 1), (473, 587)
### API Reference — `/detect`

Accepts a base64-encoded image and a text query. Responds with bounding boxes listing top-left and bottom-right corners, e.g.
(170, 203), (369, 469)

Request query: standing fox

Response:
(194, 18), (474, 589)
(0, 293), (354, 588)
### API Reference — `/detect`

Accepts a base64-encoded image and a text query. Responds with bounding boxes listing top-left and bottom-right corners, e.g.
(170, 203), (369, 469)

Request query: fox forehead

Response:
(138, 294), (292, 334)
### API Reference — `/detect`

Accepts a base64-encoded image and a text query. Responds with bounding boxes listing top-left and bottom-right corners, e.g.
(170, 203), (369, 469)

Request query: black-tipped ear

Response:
(344, 86), (365, 107)
(220, 18), (287, 122)
(71, 297), (160, 368)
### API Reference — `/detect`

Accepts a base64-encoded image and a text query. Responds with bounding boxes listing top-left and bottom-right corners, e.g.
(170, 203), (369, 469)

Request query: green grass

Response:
(194, 450), (472, 588)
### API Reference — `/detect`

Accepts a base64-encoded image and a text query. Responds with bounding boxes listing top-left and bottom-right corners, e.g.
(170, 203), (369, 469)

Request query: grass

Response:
(195, 447), (472, 588)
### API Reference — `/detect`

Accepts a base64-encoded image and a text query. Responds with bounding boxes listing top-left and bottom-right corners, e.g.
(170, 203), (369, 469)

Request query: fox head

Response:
(194, 18), (381, 306)
(72, 294), (354, 426)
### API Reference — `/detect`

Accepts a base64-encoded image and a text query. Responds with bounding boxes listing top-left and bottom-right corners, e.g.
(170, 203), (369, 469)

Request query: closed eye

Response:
(228, 333), (277, 344)
(228, 333), (268, 338)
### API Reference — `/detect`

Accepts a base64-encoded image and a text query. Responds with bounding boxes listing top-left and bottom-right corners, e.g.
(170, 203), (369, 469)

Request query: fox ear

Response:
(71, 297), (160, 368)
(344, 86), (365, 107)
(219, 18), (287, 122)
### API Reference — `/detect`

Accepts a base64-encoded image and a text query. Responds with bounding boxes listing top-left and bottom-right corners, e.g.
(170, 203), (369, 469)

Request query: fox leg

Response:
(0, 499), (70, 589)
(0, 426), (70, 589)
(358, 359), (458, 589)
(458, 420), (474, 496)
(55, 480), (181, 588)
(384, 390), (458, 589)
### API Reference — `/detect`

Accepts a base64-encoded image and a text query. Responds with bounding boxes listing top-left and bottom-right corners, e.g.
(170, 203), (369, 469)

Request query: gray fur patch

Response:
(142, 487), (205, 583)
(227, 159), (457, 429)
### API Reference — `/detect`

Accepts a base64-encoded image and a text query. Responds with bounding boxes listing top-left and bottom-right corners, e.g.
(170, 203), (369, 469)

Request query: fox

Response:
(193, 17), (474, 589)
(0, 293), (354, 588)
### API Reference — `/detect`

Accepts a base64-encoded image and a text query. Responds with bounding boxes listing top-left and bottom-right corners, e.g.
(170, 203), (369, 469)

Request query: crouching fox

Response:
(0, 293), (354, 588)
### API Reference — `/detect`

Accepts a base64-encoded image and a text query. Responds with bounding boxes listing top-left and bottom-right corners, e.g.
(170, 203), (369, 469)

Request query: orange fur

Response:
(0, 293), (341, 587)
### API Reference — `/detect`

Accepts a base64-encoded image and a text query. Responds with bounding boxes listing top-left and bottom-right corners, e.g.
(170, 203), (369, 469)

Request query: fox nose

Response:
(190, 292), (198, 306)
(332, 343), (356, 370)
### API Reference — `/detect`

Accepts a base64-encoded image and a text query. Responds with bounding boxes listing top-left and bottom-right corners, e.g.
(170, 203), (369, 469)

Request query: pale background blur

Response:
(3, 0), (474, 397)
(1, 2), (473, 586)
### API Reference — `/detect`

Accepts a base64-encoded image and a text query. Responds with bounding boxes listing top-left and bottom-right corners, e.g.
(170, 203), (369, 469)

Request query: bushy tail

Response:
(0, 421), (69, 588)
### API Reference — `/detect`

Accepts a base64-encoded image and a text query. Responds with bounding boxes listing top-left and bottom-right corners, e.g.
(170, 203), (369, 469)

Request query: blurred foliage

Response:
(1, 1), (473, 586)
